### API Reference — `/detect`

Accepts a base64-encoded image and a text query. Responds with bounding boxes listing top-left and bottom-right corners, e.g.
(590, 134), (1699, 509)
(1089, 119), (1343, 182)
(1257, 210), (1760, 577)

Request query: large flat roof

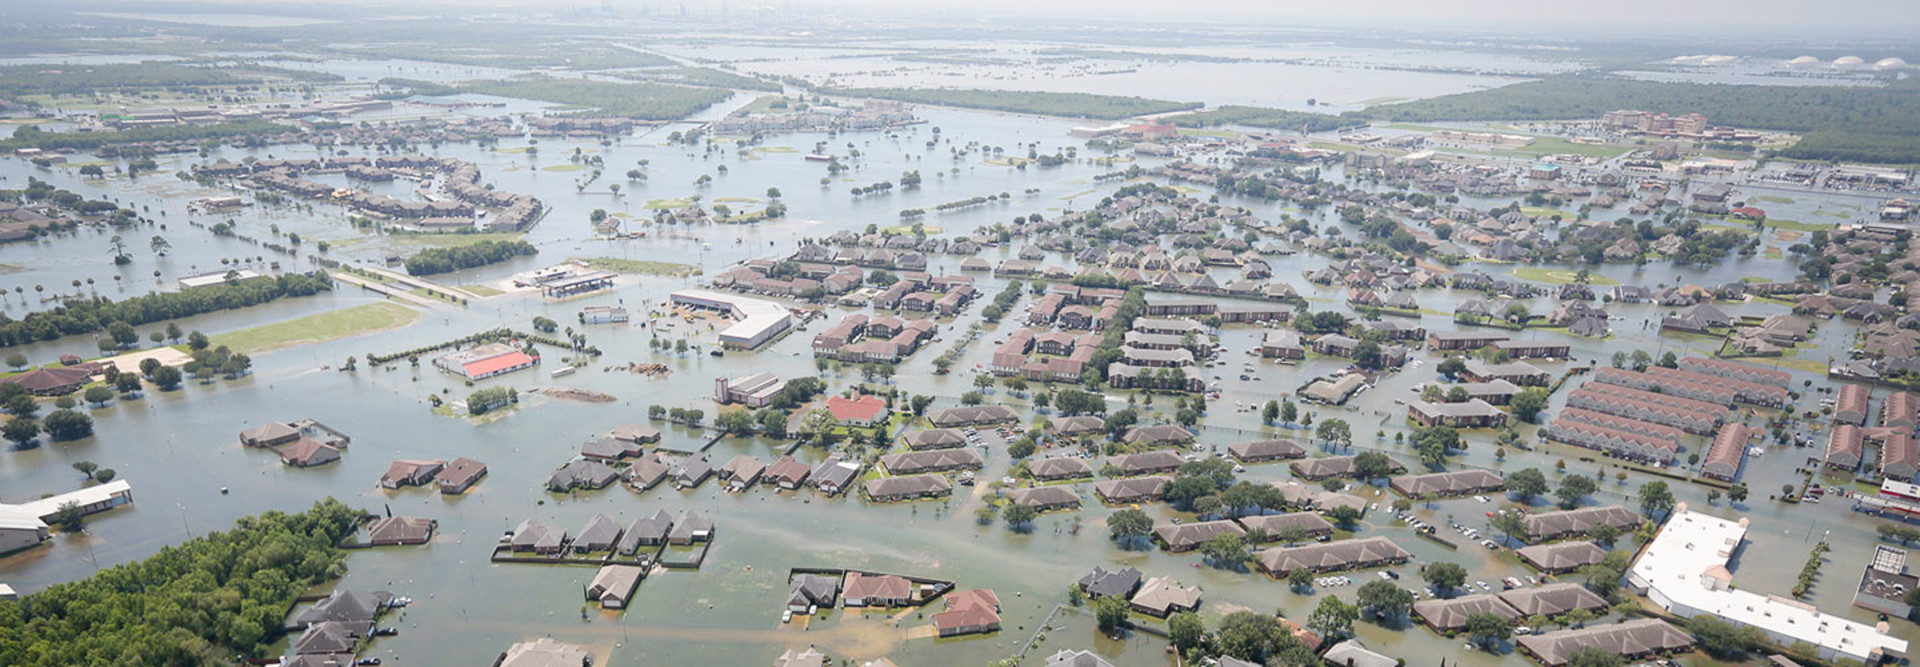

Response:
(672, 289), (791, 344)
(1630, 508), (1907, 663)
(3, 480), (132, 521)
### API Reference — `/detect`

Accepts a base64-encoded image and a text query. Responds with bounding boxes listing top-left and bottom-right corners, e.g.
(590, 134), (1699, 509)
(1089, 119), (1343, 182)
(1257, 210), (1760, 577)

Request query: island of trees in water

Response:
(0, 500), (361, 666)
(403, 239), (538, 276)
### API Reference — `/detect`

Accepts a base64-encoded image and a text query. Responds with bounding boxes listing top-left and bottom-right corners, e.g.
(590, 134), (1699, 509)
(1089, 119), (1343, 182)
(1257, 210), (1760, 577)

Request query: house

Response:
(667, 511), (713, 545)
(581, 438), (644, 462)
(240, 421), (302, 447)
(1516, 620), (1695, 667)
(1826, 425), (1865, 471)
(1236, 512), (1334, 541)
(788, 574), (839, 612)
(1413, 594), (1520, 631)
(1007, 486), (1082, 512)
(618, 510), (674, 553)
(1320, 640), (1397, 667)
(1518, 541), (1609, 574)
(1154, 520), (1247, 552)
(927, 405), (1020, 428)
(435, 457), (488, 494)
(842, 572), (914, 607)
(548, 460), (619, 491)
(1254, 537), (1411, 574)
(1390, 470), (1504, 498)
(280, 439), (341, 468)
(0, 366), (94, 396)
(1837, 384), (1873, 425)
(1520, 506), (1642, 543)
(810, 456), (861, 496)
(1129, 575), (1201, 617)
(1499, 582), (1609, 619)
(1105, 450), (1186, 476)
(865, 474), (952, 502)
(586, 565), (645, 609)
(1289, 455), (1405, 481)
(1046, 650), (1117, 667)
(932, 588), (1001, 636)
(1701, 423), (1751, 481)
(292, 621), (364, 656)
(366, 516), (436, 546)
(628, 454), (671, 490)
(380, 459), (445, 489)
(1408, 399), (1509, 428)
(1078, 566), (1143, 599)
(497, 638), (590, 667)
(904, 429), (968, 450)
(1260, 329), (1305, 360)
(825, 394), (888, 426)
(765, 456), (812, 489)
(1121, 425), (1196, 448)
(573, 514), (623, 553)
(292, 589), (392, 627)
(1227, 439), (1306, 463)
(720, 455), (767, 491)
(1093, 476), (1170, 504)
(1027, 457), (1094, 481)
(880, 448), (983, 475)
(1883, 434), (1920, 482)
(1460, 359), (1549, 386)
(674, 457), (716, 489)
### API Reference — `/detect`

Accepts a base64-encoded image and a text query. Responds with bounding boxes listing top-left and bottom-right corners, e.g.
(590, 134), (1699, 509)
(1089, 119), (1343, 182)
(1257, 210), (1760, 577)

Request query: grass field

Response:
(1759, 218), (1831, 233)
(569, 256), (701, 277)
(211, 302), (421, 354)
(461, 284), (504, 297)
(385, 232), (526, 250)
(644, 197), (697, 210)
(1519, 206), (1577, 220)
(541, 164), (588, 172)
(880, 224), (944, 235)
(1510, 266), (1619, 286)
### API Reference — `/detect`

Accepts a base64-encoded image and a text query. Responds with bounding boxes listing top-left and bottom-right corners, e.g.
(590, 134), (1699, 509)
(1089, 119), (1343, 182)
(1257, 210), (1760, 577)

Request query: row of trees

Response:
(403, 240), (537, 276)
(0, 273), (331, 347)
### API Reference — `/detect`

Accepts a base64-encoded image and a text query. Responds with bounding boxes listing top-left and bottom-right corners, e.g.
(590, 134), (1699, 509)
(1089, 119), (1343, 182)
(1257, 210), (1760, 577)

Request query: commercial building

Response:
(0, 508), (49, 554)
(671, 289), (793, 350)
(0, 480), (134, 523)
(713, 372), (786, 407)
(1627, 507), (1908, 665)
(434, 342), (538, 380)
(1854, 545), (1917, 618)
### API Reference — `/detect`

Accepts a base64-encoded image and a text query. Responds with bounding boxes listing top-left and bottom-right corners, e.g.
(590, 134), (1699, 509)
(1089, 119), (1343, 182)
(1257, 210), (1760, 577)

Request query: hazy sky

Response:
(571, 0), (1920, 36)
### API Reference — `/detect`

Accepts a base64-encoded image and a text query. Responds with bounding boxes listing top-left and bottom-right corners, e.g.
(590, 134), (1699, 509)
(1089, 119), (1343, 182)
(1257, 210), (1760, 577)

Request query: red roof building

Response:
(932, 589), (1001, 637)
(825, 395), (888, 426)
(462, 350), (536, 379)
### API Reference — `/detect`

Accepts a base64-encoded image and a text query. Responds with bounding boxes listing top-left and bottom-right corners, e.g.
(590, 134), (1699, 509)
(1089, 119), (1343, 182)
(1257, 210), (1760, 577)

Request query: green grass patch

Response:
(460, 284), (504, 297)
(211, 302), (421, 354)
(385, 232), (526, 249)
(568, 256), (701, 277)
(879, 224), (943, 235)
(1519, 206), (1576, 220)
(644, 197), (697, 210)
(541, 164), (588, 172)
(713, 197), (759, 204)
(1509, 267), (1617, 286)
(1760, 218), (1831, 233)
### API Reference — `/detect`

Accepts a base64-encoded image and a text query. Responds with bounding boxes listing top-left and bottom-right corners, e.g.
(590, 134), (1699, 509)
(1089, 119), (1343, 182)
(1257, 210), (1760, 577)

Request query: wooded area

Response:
(822, 87), (1202, 120)
(0, 273), (334, 347)
(404, 239), (538, 276)
(0, 500), (361, 666)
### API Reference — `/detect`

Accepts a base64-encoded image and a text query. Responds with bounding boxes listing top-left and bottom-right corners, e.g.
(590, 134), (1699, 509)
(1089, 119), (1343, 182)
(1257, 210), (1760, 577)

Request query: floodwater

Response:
(1, 81), (1916, 665)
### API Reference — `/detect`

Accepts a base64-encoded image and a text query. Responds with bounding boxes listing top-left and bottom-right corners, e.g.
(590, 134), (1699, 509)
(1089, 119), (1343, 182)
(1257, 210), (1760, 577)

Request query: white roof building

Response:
(670, 289), (792, 349)
(1628, 506), (1907, 664)
(2, 480), (134, 522)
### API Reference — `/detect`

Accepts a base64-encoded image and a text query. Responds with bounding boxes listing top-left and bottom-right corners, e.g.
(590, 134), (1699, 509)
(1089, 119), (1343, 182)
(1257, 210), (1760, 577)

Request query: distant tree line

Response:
(0, 120), (290, 153)
(404, 240), (538, 276)
(0, 273), (332, 347)
(822, 87), (1202, 120)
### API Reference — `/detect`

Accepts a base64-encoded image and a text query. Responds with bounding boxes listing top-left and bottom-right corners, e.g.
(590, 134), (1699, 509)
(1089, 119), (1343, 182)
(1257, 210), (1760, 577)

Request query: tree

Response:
(107, 321), (138, 348)
(1492, 510), (1530, 545)
(1465, 612), (1512, 649)
(1007, 438), (1036, 459)
(83, 385), (114, 407)
(93, 468), (115, 483)
(50, 501), (84, 533)
(1307, 595), (1359, 639)
(1107, 508), (1153, 544)
(6, 394), (38, 418)
(1687, 614), (1772, 659)
(3, 353), (24, 370)
(1564, 646), (1626, 667)
(1215, 610), (1294, 663)
(1555, 474), (1598, 509)
(1200, 533), (1249, 568)
(1278, 400), (1299, 425)
(1507, 468), (1549, 502)
(1288, 568), (1313, 592)
(1728, 483), (1749, 504)
(1003, 503), (1037, 530)
(1356, 579), (1414, 620)
(1638, 480), (1676, 518)
(42, 409), (93, 441)
(1316, 418), (1352, 449)
(1437, 356), (1468, 378)
(1325, 505), (1363, 529)
(1168, 611), (1205, 652)
(1590, 522), (1621, 547)
(139, 357), (161, 377)
(1511, 387), (1549, 422)
(1425, 561), (1468, 595)
(113, 372), (142, 395)
(165, 322), (182, 342)
(72, 461), (98, 477)
(910, 394), (934, 415)
(1262, 400), (1280, 424)
(1414, 425), (1460, 468)
(1352, 451), (1396, 481)
(2, 416), (41, 446)
(974, 504), (999, 525)
(187, 330), (210, 351)
(1093, 594), (1130, 631)
(149, 365), (182, 390)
